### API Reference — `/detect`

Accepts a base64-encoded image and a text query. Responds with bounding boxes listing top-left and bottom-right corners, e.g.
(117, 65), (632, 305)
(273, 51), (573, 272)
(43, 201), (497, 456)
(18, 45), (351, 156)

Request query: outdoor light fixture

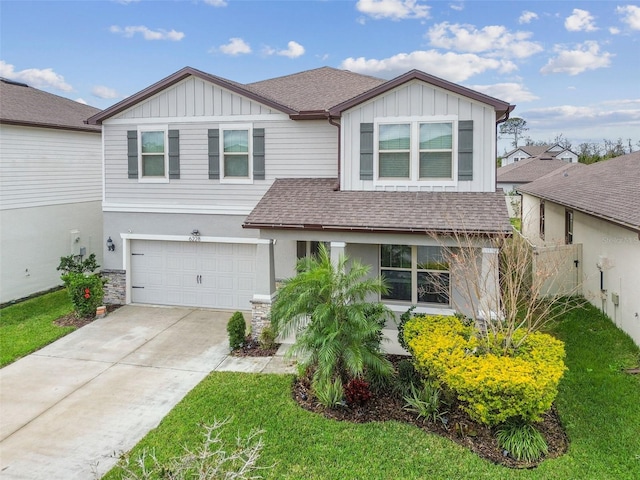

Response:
(107, 237), (115, 252)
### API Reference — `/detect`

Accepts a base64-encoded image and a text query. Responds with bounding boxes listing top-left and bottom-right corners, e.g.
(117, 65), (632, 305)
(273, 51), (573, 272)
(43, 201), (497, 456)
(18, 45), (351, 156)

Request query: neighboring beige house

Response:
(519, 152), (640, 347)
(497, 158), (584, 217)
(88, 66), (514, 333)
(501, 144), (578, 167)
(0, 78), (103, 304)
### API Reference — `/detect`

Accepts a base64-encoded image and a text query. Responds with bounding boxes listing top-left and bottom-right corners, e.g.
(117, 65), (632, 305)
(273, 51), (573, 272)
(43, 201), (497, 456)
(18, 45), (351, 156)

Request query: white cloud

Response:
(203, 0), (227, 6)
(524, 104), (640, 129)
(218, 37), (252, 56)
(540, 41), (613, 75)
(109, 25), (185, 41)
(341, 50), (517, 82)
(450, 3), (463, 11)
(427, 22), (543, 59)
(609, 27), (621, 35)
(0, 60), (72, 91)
(467, 83), (539, 103)
(75, 98), (88, 105)
(518, 11), (538, 24)
(269, 41), (305, 59)
(91, 85), (120, 99)
(564, 9), (598, 32)
(356, 0), (430, 20)
(617, 5), (640, 30)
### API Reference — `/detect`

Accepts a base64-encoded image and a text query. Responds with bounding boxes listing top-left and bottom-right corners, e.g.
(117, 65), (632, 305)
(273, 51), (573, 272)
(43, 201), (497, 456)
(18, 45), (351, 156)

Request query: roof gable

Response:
(329, 69), (514, 120)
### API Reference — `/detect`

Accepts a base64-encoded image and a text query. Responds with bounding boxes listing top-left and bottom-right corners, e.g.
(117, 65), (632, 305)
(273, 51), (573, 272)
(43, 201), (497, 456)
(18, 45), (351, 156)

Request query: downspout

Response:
(328, 115), (341, 191)
(495, 106), (515, 190)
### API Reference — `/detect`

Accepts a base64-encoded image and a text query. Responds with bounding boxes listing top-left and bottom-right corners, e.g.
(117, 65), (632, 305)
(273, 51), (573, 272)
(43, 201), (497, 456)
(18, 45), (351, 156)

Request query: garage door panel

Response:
(131, 240), (256, 309)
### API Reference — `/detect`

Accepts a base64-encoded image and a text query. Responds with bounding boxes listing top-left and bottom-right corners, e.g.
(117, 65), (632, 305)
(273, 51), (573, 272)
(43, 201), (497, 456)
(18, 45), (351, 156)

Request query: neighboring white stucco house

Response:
(519, 152), (640, 347)
(501, 144), (578, 167)
(88, 66), (514, 333)
(0, 79), (103, 304)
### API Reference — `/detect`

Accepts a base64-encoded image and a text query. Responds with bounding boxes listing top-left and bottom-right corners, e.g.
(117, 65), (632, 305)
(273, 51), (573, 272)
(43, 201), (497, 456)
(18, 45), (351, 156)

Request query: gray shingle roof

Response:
(503, 144), (576, 159)
(0, 78), (101, 132)
(518, 152), (640, 230)
(497, 157), (584, 184)
(245, 67), (386, 113)
(244, 178), (512, 235)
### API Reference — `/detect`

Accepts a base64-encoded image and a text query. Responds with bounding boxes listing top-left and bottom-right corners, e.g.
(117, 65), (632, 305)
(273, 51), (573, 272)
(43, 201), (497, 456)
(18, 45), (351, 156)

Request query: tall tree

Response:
(499, 117), (529, 148)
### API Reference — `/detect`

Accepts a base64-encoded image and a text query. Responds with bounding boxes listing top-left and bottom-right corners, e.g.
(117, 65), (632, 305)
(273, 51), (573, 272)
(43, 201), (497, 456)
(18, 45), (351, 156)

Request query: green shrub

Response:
(313, 378), (345, 409)
(403, 381), (447, 424)
(405, 314), (567, 426)
(258, 324), (277, 350)
(60, 272), (105, 318)
(58, 254), (104, 318)
(496, 420), (548, 462)
(397, 305), (416, 351)
(227, 311), (246, 350)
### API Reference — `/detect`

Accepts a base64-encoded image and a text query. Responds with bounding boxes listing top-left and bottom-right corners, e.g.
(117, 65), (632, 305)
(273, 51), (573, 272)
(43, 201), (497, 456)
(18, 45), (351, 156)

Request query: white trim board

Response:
(121, 233), (272, 245)
(103, 203), (253, 215)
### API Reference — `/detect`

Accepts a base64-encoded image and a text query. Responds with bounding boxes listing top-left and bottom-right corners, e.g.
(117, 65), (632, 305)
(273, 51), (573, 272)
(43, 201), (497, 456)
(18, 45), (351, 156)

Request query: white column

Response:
(478, 247), (501, 322)
(330, 241), (346, 270)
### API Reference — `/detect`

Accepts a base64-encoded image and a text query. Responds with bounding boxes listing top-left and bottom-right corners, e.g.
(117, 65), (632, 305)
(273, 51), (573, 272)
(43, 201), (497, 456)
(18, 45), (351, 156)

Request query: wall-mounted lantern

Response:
(107, 237), (115, 252)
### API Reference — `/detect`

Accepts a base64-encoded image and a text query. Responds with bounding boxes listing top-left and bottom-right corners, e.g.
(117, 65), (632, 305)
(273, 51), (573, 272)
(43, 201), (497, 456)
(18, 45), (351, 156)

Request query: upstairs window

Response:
(539, 200), (545, 240)
(140, 131), (167, 178)
(223, 129), (250, 178)
(565, 210), (574, 245)
(376, 119), (455, 183)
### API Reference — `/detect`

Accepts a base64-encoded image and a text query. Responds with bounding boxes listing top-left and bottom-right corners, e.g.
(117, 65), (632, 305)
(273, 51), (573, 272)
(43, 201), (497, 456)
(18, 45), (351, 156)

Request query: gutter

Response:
(327, 114), (341, 191)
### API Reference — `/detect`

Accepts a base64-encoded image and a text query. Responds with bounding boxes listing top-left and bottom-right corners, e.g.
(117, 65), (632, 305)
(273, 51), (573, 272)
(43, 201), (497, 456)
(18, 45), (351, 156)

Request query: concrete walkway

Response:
(0, 305), (295, 480)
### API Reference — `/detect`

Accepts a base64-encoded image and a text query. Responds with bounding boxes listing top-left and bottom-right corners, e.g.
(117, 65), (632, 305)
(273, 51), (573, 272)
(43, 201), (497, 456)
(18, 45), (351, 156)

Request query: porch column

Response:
(478, 247), (501, 326)
(330, 241), (346, 270)
(250, 239), (276, 340)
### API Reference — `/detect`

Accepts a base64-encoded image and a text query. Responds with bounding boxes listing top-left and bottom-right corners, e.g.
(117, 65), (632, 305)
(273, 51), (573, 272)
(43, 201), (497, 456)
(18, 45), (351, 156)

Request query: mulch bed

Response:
(230, 335), (280, 357)
(292, 355), (569, 469)
(54, 304), (122, 328)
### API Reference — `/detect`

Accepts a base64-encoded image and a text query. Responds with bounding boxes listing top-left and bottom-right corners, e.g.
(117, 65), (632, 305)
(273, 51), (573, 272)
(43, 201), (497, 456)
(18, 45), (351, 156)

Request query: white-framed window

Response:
(220, 124), (252, 184)
(375, 117), (456, 185)
(380, 245), (450, 305)
(139, 127), (168, 182)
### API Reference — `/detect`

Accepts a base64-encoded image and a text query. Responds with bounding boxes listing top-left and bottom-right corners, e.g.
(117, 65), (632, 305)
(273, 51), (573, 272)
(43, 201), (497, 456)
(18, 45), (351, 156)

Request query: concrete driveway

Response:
(0, 305), (294, 479)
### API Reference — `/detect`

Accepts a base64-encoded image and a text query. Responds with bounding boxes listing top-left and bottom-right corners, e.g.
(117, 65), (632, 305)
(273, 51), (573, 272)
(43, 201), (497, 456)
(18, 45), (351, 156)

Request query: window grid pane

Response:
(224, 130), (249, 153)
(417, 272), (450, 304)
(224, 154), (249, 177)
(420, 123), (452, 149)
(142, 155), (165, 176)
(419, 152), (452, 178)
(379, 124), (410, 150)
(381, 270), (412, 301)
(381, 245), (411, 268)
(141, 131), (165, 154)
(379, 153), (410, 178)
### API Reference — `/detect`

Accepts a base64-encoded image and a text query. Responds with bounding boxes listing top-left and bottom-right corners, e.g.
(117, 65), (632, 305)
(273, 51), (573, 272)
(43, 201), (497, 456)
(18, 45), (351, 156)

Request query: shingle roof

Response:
(497, 157), (584, 184)
(503, 144), (576, 159)
(518, 152), (640, 230)
(244, 178), (512, 235)
(89, 66), (514, 124)
(0, 78), (101, 132)
(245, 67), (386, 113)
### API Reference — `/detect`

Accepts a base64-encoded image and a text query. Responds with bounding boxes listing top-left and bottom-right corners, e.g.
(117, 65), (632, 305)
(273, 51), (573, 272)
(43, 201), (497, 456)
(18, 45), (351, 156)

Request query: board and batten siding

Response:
(0, 124), (102, 209)
(103, 120), (338, 209)
(340, 79), (497, 193)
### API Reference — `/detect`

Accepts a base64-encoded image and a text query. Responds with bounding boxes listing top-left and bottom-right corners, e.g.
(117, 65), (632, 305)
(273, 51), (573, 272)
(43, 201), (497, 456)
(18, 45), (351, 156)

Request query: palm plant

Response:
(270, 244), (394, 398)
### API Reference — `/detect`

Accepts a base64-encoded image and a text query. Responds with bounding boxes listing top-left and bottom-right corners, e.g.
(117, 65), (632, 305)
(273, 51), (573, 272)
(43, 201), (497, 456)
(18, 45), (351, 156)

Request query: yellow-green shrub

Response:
(404, 315), (566, 426)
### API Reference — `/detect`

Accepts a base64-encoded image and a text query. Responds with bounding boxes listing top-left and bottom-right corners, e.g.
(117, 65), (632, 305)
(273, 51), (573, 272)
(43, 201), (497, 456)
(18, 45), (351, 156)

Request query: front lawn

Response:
(105, 303), (640, 479)
(0, 289), (74, 367)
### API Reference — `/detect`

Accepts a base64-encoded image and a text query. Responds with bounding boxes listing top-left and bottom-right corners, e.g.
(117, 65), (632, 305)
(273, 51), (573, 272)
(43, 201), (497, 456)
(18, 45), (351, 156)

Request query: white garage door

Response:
(130, 240), (256, 310)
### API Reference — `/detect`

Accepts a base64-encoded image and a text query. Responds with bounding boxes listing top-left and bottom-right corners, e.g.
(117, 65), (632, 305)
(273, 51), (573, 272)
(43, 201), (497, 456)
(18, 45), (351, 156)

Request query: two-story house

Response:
(88, 66), (514, 333)
(501, 144), (578, 167)
(0, 78), (102, 304)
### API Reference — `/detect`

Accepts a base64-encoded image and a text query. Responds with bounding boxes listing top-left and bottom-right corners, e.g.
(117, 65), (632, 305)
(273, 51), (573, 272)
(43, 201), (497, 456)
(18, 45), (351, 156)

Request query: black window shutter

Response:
(127, 130), (138, 179)
(168, 129), (180, 179)
(458, 120), (473, 181)
(253, 128), (265, 180)
(208, 129), (220, 179)
(360, 123), (374, 180)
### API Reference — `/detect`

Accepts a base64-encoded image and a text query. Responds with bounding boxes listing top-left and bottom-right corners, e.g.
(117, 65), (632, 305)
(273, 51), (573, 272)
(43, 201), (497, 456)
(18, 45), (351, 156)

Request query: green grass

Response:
(510, 217), (522, 232)
(0, 289), (75, 367)
(105, 303), (640, 479)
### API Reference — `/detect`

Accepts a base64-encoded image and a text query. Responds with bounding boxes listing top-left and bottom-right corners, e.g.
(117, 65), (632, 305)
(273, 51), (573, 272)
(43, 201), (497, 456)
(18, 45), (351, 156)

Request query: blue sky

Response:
(1, 0), (639, 153)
